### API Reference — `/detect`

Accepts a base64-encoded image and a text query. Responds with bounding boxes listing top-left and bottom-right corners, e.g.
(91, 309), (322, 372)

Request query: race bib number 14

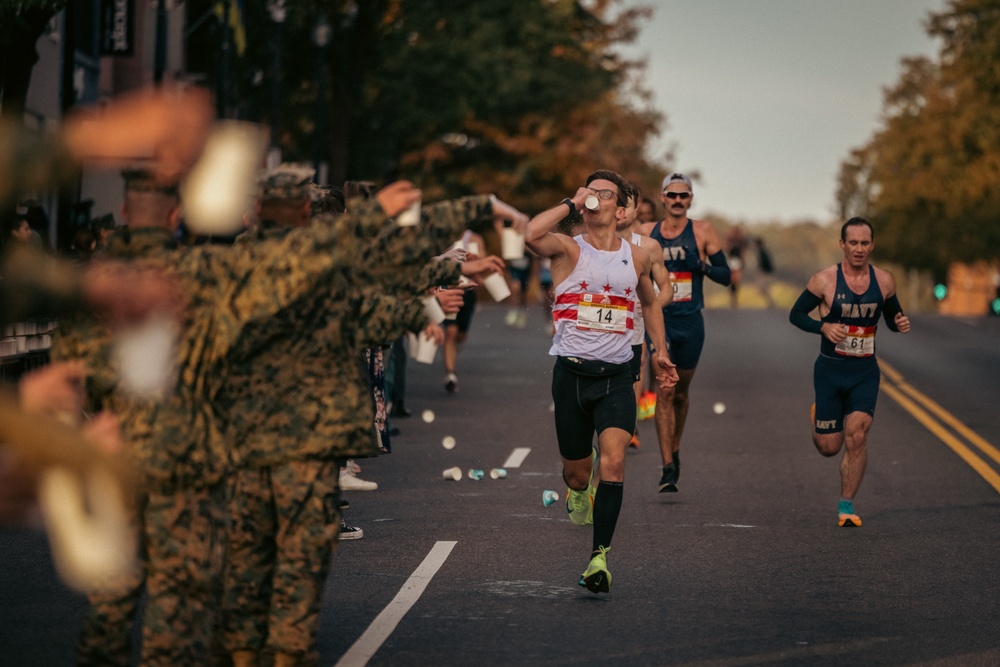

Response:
(577, 294), (628, 333)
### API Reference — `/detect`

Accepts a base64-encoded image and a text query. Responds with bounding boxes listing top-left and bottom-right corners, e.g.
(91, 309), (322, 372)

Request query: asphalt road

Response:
(2, 304), (998, 666)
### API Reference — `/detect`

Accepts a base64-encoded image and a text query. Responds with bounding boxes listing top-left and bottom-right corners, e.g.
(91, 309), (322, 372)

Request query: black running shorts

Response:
(551, 356), (636, 461)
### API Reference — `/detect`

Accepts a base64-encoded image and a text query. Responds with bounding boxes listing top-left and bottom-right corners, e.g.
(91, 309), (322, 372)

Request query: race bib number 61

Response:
(835, 325), (876, 357)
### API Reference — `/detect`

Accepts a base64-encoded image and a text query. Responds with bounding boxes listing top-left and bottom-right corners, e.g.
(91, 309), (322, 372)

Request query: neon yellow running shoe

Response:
(578, 546), (612, 593)
(566, 487), (592, 526)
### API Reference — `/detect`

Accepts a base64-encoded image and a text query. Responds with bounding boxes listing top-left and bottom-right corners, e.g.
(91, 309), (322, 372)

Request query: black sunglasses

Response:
(664, 192), (691, 200)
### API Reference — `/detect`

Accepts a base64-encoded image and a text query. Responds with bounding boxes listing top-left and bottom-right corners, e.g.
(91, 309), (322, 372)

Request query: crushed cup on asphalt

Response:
(422, 409), (435, 423)
(442, 467), (462, 481)
(542, 490), (559, 507)
(490, 468), (507, 479)
(442, 436), (456, 450)
(483, 273), (512, 302)
(467, 469), (485, 481)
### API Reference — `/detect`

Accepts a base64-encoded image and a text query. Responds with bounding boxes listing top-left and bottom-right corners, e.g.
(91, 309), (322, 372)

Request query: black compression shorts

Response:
(551, 356), (636, 461)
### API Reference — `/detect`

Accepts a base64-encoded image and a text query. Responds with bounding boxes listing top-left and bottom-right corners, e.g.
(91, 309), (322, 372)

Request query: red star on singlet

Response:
(579, 280), (589, 291)
(602, 283), (612, 293)
(624, 287), (632, 296)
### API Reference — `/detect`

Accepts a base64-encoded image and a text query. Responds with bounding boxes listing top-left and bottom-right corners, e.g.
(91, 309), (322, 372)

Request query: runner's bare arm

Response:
(636, 269), (677, 389)
(639, 236), (673, 308)
(526, 188), (590, 277)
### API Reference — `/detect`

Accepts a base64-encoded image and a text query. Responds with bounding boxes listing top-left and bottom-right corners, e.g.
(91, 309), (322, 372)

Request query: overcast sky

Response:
(622, 0), (946, 224)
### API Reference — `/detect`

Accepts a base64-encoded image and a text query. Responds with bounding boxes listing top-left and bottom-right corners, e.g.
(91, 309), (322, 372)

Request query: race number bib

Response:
(669, 271), (693, 302)
(835, 325), (876, 357)
(577, 294), (628, 333)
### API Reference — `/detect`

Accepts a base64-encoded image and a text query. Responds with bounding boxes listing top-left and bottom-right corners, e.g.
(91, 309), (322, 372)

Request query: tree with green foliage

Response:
(837, 0), (1000, 278)
(221, 0), (669, 212)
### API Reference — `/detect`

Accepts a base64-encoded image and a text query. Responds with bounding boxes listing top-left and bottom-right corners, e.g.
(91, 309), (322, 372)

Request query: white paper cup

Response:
(483, 272), (512, 302)
(442, 467), (462, 481)
(396, 199), (421, 226)
(501, 228), (525, 260)
(490, 468), (507, 479)
(423, 296), (446, 324)
(467, 241), (481, 256)
(407, 331), (438, 364)
(182, 121), (267, 235)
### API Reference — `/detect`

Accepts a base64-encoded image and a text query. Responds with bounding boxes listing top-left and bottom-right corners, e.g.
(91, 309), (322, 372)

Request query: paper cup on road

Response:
(396, 199), (421, 227)
(490, 468), (507, 480)
(423, 296), (446, 324)
(468, 468), (485, 481)
(407, 331), (438, 364)
(501, 228), (525, 260)
(442, 467), (462, 481)
(483, 272), (512, 302)
(542, 490), (560, 507)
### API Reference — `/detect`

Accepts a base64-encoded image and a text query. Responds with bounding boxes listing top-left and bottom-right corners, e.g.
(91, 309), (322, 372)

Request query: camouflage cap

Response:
(257, 163), (316, 202)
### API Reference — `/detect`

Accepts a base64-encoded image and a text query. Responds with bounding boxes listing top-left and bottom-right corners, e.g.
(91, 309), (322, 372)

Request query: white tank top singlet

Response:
(550, 235), (638, 363)
(630, 232), (646, 345)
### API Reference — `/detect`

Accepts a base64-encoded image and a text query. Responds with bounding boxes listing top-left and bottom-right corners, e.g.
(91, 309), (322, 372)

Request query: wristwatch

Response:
(561, 198), (576, 217)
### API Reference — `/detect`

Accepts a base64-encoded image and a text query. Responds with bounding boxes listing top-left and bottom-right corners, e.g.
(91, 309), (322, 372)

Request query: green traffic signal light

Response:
(992, 298), (1000, 315)
(934, 283), (948, 300)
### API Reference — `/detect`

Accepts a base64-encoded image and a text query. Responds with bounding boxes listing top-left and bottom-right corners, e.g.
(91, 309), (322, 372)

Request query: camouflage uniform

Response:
(53, 193), (409, 666)
(219, 179), (496, 662)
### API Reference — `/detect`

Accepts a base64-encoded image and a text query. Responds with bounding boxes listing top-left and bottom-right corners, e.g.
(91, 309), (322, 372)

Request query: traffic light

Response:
(933, 283), (948, 300)
(991, 298), (1000, 316)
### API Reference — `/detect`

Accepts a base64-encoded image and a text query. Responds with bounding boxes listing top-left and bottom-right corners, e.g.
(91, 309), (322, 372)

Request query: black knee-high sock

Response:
(592, 481), (623, 552)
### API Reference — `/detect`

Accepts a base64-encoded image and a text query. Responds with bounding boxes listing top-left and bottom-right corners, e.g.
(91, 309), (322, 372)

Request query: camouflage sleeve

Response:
(354, 290), (426, 347)
(213, 198), (393, 328)
(423, 195), (494, 242)
(419, 258), (463, 288)
(360, 195), (493, 277)
(50, 316), (117, 411)
(366, 258), (462, 296)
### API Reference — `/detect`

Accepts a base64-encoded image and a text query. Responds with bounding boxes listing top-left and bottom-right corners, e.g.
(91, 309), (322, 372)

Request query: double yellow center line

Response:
(879, 359), (1000, 494)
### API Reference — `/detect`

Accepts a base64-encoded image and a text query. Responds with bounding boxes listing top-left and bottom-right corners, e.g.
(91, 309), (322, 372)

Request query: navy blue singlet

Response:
(820, 264), (884, 359)
(649, 219), (702, 316)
